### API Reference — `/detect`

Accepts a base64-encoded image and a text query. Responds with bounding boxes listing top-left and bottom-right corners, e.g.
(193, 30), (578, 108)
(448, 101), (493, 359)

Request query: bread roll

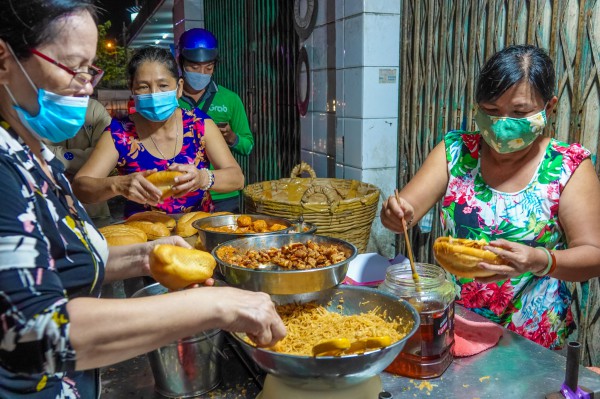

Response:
(433, 237), (503, 278)
(175, 211), (212, 237)
(149, 244), (216, 290)
(98, 225), (147, 246)
(126, 211), (176, 230)
(124, 220), (171, 241)
(146, 171), (183, 200)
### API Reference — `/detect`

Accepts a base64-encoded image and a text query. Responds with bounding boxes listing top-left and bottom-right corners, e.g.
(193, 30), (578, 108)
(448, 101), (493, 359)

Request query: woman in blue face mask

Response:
(73, 46), (244, 217)
(381, 45), (600, 350)
(0, 9), (283, 398)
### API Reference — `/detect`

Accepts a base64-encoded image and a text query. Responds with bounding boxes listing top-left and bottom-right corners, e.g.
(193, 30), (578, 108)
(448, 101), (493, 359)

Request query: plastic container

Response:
(132, 283), (225, 398)
(379, 263), (455, 379)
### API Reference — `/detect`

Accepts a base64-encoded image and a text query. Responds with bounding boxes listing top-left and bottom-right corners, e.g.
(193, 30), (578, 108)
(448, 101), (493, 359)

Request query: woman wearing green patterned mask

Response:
(381, 44), (600, 350)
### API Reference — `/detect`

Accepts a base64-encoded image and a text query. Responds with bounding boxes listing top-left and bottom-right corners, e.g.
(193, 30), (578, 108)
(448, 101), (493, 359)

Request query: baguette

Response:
(124, 220), (171, 241)
(146, 171), (183, 200)
(149, 244), (216, 290)
(126, 211), (176, 230)
(98, 225), (147, 246)
(433, 237), (503, 278)
(175, 211), (212, 237)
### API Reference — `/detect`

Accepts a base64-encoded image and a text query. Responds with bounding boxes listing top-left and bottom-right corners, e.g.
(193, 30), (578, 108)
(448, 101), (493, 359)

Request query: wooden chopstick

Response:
(395, 189), (421, 290)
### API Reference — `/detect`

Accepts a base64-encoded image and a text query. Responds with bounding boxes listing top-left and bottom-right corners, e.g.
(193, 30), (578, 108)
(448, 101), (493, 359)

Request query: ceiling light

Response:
(162, 33), (168, 39)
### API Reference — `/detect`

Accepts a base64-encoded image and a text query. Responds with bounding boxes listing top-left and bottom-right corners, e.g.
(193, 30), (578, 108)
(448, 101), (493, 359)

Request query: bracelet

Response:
(199, 168), (215, 191)
(534, 247), (556, 277)
(547, 250), (557, 275)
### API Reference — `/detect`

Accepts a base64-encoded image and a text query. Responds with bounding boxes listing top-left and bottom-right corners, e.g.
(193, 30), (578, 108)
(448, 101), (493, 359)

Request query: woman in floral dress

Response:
(73, 47), (244, 217)
(381, 45), (600, 349)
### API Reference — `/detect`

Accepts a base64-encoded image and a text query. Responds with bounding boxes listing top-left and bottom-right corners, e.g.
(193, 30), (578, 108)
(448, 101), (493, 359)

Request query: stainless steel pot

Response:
(192, 214), (293, 252)
(211, 233), (357, 295)
(230, 285), (419, 390)
(132, 283), (224, 398)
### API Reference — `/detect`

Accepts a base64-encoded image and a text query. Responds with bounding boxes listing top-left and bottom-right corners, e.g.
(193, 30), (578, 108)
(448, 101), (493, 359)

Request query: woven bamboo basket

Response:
(243, 163), (380, 253)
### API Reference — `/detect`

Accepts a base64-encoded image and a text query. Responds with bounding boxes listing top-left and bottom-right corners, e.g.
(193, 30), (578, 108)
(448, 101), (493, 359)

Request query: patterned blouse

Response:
(0, 122), (108, 398)
(442, 131), (590, 349)
(109, 107), (214, 217)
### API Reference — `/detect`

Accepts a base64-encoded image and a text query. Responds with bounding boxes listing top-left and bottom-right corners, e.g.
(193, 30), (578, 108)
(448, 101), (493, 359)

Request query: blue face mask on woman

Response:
(183, 70), (212, 91)
(133, 89), (179, 122)
(4, 44), (89, 143)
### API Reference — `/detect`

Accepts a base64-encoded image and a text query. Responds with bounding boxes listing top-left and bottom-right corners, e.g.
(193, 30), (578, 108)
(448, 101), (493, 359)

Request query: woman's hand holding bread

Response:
(114, 169), (163, 206)
(167, 163), (211, 198)
(433, 237), (551, 282)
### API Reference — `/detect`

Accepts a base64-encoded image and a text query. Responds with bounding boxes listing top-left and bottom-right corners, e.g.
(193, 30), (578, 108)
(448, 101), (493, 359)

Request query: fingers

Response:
(203, 278), (215, 287)
(168, 235), (193, 249)
(252, 315), (287, 347)
(168, 164), (198, 197)
(218, 289), (286, 347)
(120, 172), (161, 205)
(380, 194), (413, 233)
(153, 235), (193, 249)
(140, 169), (158, 177)
(478, 261), (515, 276)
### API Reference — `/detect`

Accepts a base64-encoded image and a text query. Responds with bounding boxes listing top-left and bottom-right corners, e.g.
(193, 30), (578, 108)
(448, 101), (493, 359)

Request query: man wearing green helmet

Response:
(177, 28), (253, 213)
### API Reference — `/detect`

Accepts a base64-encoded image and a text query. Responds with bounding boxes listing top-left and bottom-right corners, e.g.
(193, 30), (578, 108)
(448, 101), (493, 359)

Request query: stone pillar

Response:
(300, 0), (402, 256)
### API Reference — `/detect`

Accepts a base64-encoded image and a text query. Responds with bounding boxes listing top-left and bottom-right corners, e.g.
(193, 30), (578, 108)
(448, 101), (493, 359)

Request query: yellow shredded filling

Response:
(247, 301), (413, 356)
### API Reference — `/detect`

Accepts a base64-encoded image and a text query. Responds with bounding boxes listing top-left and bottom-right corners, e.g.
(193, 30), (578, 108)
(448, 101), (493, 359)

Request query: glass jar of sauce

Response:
(379, 263), (455, 379)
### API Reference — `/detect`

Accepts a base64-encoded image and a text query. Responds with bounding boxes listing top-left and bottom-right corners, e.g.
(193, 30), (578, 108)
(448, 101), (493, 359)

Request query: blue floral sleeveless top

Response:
(109, 108), (214, 217)
(441, 131), (590, 349)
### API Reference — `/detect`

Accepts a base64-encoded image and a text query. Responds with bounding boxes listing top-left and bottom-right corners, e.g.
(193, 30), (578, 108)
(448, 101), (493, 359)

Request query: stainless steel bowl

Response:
(230, 285), (419, 389)
(211, 233), (357, 295)
(289, 220), (318, 234)
(192, 214), (293, 252)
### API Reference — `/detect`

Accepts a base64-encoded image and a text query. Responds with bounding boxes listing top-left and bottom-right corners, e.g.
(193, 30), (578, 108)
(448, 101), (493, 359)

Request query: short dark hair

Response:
(127, 47), (180, 88)
(0, 0), (97, 60)
(475, 45), (555, 103)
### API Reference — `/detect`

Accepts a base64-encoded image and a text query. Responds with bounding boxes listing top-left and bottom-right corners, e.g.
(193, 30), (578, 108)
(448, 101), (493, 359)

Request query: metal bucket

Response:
(132, 283), (224, 398)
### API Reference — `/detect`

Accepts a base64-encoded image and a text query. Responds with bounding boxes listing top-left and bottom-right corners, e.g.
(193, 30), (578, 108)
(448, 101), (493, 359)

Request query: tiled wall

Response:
(300, 0), (401, 257)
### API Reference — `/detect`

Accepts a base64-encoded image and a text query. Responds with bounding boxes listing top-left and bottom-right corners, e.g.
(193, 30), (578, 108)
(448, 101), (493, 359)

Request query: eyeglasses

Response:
(31, 49), (104, 89)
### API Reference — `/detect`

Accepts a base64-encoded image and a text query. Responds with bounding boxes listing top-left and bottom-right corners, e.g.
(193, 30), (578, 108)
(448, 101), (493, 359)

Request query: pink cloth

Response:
(451, 314), (503, 357)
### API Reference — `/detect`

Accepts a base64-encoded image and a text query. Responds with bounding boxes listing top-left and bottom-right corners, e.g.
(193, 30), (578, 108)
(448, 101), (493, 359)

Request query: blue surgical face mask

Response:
(133, 89), (179, 122)
(183, 70), (212, 91)
(5, 44), (89, 143)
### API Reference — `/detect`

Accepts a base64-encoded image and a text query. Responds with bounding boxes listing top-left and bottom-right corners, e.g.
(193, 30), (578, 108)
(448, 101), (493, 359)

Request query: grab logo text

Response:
(210, 105), (228, 113)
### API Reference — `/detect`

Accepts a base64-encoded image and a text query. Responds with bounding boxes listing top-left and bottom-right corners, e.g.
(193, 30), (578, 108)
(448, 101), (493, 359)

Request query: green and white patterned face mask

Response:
(474, 107), (547, 153)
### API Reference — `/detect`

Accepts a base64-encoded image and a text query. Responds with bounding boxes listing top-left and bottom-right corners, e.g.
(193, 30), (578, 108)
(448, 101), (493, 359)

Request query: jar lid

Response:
(384, 263), (446, 290)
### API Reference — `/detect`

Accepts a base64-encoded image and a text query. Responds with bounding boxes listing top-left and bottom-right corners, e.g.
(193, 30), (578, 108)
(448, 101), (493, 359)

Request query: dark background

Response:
(96, 0), (133, 40)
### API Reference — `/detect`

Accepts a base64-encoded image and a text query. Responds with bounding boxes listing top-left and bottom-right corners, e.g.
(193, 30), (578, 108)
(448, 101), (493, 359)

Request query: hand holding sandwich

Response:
(113, 169), (162, 206)
(475, 239), (553, 283)
(433, 237), (553, 283)
(166, 163), (213, 198)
